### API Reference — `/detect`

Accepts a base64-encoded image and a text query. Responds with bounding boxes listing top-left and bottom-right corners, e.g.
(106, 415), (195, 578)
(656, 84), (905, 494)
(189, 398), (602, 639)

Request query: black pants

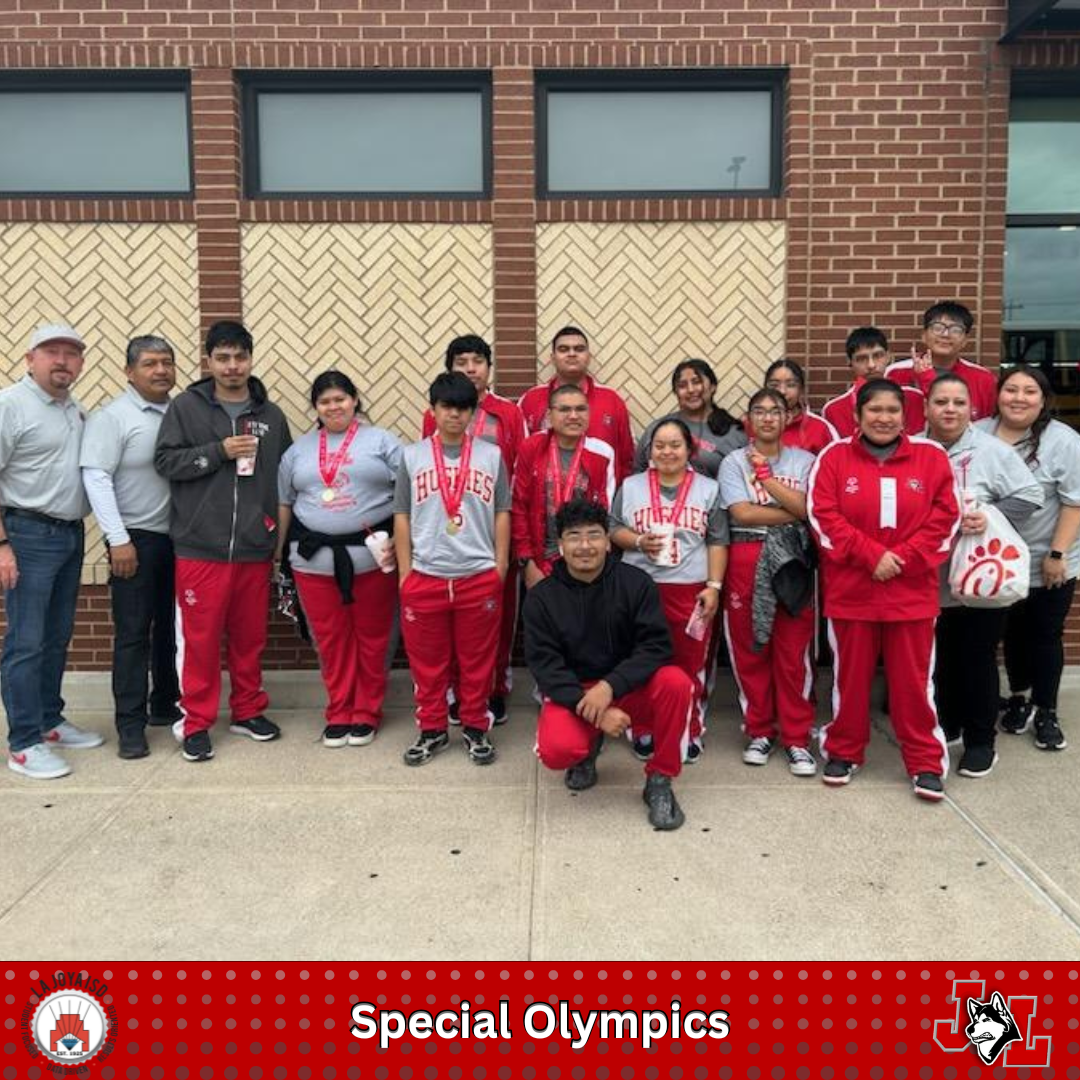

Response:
(1003, 579), (1077, 712)
(110, 529), (180, 731)
(934, 606), (1006, 749)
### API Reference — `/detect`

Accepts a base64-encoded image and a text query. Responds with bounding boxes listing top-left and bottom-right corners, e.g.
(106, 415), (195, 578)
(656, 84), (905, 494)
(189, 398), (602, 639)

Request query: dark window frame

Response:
(0, 70), (194, 198)
(534, 68), (786, 200)
(239, 70), (493, 200)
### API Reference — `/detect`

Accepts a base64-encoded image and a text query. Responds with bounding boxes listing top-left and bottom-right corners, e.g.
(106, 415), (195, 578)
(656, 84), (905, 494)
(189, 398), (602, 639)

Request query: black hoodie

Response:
(154, 375), (292, 562)
(522, 556), (674, 710)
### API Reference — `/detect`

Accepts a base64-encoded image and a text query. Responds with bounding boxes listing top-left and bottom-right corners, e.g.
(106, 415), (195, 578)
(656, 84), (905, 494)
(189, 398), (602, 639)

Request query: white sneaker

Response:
(172, 718), (185, 743)
(9, 743), (72, 780)
(785, 745), (817, 777)
(43, 720), (104, 749)
(742, 736), (774, 766)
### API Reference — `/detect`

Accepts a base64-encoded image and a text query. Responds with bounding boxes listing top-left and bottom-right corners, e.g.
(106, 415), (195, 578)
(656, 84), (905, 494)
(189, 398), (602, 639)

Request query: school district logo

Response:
(934, 978), (1050, 1067)
(27, 987), (116, 1068)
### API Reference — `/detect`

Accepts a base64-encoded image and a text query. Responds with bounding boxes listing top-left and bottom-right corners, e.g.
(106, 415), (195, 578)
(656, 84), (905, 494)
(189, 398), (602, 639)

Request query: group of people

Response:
(0, 302), (1076, 832)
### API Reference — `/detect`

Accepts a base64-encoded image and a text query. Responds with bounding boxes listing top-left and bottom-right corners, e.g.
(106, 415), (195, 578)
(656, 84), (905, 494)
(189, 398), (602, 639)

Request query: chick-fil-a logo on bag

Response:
(933, 978), (1050, 1067)
(958, 536), (1023, 598)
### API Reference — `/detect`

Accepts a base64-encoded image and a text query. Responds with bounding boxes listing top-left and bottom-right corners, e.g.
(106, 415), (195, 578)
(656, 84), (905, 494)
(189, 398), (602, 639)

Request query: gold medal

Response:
(321, 488), (335, 503)
(446, 520), (460, 535)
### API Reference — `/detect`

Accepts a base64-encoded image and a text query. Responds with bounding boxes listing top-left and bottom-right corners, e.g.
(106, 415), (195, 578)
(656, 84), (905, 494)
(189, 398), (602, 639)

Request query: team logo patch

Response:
(603, 414), (613, 426)
(907, 477), (924, 493)
(965, 992), (1023, 1065)
(845, 476), (859, 495)
(184, 589), (197, 606)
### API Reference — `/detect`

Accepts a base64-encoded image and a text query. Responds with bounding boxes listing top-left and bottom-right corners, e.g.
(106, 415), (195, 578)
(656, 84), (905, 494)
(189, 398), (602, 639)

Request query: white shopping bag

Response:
(948, 503), (1030, 608)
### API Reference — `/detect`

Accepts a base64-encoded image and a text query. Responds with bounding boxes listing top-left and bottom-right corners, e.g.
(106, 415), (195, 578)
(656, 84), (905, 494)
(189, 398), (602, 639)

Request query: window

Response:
(241, 73), (490, 197)
(0, 74), (191, 195)
(1003, 76), (1080, 422)
(536, 70), (784, 198)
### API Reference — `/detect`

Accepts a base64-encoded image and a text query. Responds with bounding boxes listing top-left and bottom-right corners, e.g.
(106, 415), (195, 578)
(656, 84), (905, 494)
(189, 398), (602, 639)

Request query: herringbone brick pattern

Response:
(241, 223), (494, 442)
(0, 223), (201, 584)
(536, 222), (787, 431)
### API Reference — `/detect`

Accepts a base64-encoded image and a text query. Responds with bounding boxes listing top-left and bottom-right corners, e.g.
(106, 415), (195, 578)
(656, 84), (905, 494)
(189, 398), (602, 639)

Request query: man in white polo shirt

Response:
(0, 322), (103, 781)
(81, 335), (181, 760)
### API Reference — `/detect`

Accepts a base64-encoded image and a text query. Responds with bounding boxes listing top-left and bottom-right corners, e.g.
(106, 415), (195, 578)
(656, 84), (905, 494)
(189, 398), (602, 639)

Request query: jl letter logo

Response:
(934, 979), (1050, 1067)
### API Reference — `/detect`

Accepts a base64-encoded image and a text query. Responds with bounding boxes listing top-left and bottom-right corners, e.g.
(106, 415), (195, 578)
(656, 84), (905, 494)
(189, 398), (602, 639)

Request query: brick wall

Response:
(1, 2), (1079, 666)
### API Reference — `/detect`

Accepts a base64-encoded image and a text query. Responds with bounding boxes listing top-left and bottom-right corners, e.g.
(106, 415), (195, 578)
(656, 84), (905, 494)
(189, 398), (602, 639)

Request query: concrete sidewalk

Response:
(2, 670), (1078, 960)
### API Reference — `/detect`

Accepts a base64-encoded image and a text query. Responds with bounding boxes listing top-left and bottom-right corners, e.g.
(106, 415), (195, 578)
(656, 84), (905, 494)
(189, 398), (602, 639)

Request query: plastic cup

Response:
(365, 530), (395, 573)
(651, 523), (678, 567)
(236, 439), (258, 477)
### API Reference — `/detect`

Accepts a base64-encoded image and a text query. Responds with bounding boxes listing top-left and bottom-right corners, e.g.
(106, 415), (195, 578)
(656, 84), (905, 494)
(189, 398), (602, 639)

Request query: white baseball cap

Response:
(28, 323), (86, 351)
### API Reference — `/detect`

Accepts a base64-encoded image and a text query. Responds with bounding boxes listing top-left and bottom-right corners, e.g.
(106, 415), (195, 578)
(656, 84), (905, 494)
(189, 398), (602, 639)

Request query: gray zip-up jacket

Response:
(154, 375), (292, 562)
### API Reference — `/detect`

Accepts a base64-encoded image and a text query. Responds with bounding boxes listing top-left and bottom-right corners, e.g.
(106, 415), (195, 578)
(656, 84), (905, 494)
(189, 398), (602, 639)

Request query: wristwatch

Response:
(1049, 550), (1064, 560)
(705, 579), (724, 591)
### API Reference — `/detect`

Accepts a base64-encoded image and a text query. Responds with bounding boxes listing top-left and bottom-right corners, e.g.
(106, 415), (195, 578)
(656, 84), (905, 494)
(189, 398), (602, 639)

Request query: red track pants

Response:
(175, 558), (271, 736)
(536, 666), (694, 779)
(294, 568), (397, 727)
(824, 618), (948, 777)
(400, 568), (502, 732)
(722, 541), (815, 748)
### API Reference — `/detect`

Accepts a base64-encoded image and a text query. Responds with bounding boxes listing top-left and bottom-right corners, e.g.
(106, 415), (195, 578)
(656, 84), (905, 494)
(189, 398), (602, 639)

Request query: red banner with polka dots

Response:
(2, 964), (1077, 1079)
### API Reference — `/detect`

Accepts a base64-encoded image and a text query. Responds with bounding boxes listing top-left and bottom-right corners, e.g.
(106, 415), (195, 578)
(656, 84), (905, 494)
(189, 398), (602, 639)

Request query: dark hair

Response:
(996, 366), (1053, 466)
(549, 383), (588, 407)
(747, 387), (789, 415)
(855, 378), (905, 414)
(444, 334), (492, 371)
(310, 370), (361, 409)
(765, 357), (806, 389)
(923, 301), (974, 333)
(650, 417), (696, 460)
(428, 371), (479, 410)
(845, 327), (889, 360)
(671, 358), (739, 437)
(126, 334), (175, 367)
(552, 325), (589, 350)
(555, 497), (609, 536)
(204, 320), (253, 357)
(927, 371), (969, 398)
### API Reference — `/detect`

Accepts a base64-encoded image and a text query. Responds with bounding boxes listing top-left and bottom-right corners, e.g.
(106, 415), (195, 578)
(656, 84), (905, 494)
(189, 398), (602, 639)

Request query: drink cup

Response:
(236, 439), (258, 477)
(651, 523), (678, 567)
(365, 530), (395, 573)
(685, 602), (709, 641)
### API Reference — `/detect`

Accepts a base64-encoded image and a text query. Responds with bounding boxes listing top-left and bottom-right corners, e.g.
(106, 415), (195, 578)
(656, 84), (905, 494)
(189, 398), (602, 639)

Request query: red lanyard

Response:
(469, 403), (489, 440)
(317, 421), (359, 498)
(548, 436), (586, 507)
(648, 468), (695, 527)
(432, 433), (473, 531)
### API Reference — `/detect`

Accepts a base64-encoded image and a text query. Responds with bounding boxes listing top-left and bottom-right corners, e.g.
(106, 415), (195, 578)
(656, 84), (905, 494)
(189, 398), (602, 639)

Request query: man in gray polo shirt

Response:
(81, 335), (181, 760)
(0, 322), (104, 781)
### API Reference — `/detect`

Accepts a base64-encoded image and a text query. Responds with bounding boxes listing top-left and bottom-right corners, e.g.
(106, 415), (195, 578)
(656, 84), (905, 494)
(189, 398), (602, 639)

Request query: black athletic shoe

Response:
(684, 741), (703, 765)
(229, 715), (281, 742)
(642, 774), (685, 831)
(1000, 695), (1034, 735)
(822, 759), (857, 786)
(631, 733), (654, 761)
(957, 745), (998, 778)
(117, 729), (150, 760)
(403, 729), (450, 766)
(348, 724), (377, 747)
(912, 772), (945, 802)
(182, 730), (214, 763)
(1034, 708), (1067, 751)
(462, 726), (497, 765)
(488, 696), (508, 726)
(565, 739), (601, 791)
(321, 724), (351, 748)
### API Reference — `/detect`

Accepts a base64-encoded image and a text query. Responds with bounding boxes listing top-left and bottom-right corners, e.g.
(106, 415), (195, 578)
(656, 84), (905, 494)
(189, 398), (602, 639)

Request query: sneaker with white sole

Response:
(1033, 708), (1067, 750)
(785, 745), (817, 777)
(229, 715), (281, 742)
(822, 759), (857, 786)
(957, 745), (998, 778)
(742, 736), (774, 766)
(172, 718), (186, 743)
(1000, 695), (1034, 735)
(321, 724), (351, 748)
(8, 743), (71, 780)
(631, 733), (654, 761)
(403, 729), (450, 767)
(912, 772), (945, 802)
(183, 730), (214, 763)
(348, 724), (377, 746)
(462, 726), (497, 765)
(43, 720), (104, 749)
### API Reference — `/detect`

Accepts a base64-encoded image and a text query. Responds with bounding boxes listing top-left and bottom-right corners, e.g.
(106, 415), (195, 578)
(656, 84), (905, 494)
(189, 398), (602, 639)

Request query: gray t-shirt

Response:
(977, 417), (1080, 586)
(635, 412), (747, 479)
(612, 471), (728, 584)
(80, 386), (171, 536)
(278, 424), (403, 576)
(393, 437), (511, 579)
(718, 444), (814, 541)
(0, 375), (87, 521)
(220, 397), (250, 426)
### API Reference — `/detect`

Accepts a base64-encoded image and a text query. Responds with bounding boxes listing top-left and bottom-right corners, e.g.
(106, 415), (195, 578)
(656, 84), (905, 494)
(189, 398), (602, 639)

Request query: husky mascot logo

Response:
(965, 992), (1022, 1065)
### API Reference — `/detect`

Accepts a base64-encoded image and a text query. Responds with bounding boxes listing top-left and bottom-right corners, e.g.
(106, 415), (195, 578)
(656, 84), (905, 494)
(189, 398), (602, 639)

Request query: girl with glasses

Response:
(764, 358), (838, 456)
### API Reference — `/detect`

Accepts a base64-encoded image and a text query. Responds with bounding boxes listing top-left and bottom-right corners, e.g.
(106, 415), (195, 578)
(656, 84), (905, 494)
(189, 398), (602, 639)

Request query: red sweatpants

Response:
(536, 666), (694, 779)
(400, 568), (503, 732)
(824, 618), (948, 777)
(722, 541), (815, 748)
(175, 558), (271, 736)
(294, 568), (397, 727)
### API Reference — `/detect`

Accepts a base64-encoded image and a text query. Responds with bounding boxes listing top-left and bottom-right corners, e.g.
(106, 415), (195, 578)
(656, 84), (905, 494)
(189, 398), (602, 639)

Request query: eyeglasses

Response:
(750, 408), (784, 419)
(928, 321), (967, 338)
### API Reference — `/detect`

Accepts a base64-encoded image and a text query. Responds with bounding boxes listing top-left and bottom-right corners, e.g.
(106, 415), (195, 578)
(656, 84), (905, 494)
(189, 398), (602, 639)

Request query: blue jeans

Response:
(1, 513), (84, 752)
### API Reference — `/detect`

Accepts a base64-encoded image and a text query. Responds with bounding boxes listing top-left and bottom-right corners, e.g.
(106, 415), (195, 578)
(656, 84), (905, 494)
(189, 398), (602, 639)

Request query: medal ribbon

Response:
(548, 436), (586, 508)
(318, 420), (360, 491)
(648, 467), (695, 528)
(432, 433), (473, 524)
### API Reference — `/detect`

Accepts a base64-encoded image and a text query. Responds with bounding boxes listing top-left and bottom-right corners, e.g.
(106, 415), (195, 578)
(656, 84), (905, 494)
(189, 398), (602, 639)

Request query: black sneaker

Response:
(1034, 708), (1067, 751)
(488, 696), (508, 727)
(403, 729), (450, 766)
(642, 774), (685, 831)
(117, 728), (150, 760)
(462, 726), (497, 765)
(182, 730), (214, 762)
(348, 724), (377, 747)
(565, 738), (601, 791)
(1000, 695), (1034, 735)
(958, 745), (998, 778)
(631, 733), (654, 761)
(684, 741), (703, 765)
(912, 772), (945, 802)
(229, 715), (281, 742)
(822, 759), (857, 786)
(321, 724), (351, 748)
